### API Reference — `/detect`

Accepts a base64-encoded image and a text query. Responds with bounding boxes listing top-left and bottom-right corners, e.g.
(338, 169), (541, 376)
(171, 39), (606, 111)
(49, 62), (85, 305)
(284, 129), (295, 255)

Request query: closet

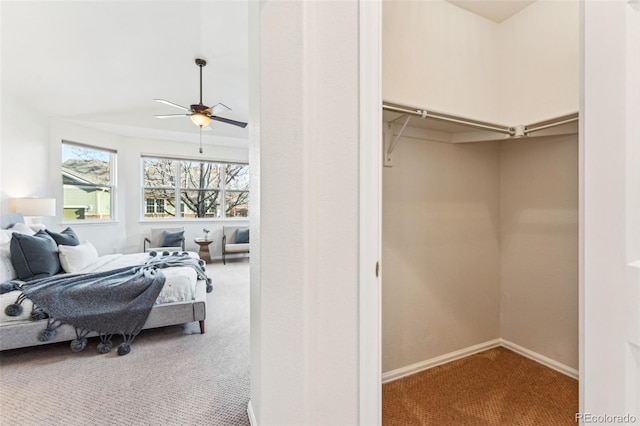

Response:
(381, 0), (579, 397)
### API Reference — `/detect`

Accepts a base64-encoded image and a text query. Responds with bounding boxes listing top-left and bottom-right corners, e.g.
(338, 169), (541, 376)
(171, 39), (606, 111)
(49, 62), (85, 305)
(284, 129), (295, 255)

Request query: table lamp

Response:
(14, 197), (56, 229)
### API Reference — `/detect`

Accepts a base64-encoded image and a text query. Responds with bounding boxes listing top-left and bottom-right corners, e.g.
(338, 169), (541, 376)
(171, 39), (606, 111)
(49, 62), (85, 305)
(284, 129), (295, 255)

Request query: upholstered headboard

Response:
(0, 213), (25, 230)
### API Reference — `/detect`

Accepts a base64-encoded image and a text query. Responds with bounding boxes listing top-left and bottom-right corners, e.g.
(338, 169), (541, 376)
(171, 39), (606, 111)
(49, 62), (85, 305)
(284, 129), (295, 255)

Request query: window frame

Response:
(140, 155), (249, 222)
(61, 140), (117, 223)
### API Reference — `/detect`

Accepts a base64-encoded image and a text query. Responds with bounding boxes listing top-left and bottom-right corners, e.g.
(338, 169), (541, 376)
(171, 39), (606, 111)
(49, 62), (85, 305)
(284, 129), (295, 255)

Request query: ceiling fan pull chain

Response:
(199, 127), (203, 154)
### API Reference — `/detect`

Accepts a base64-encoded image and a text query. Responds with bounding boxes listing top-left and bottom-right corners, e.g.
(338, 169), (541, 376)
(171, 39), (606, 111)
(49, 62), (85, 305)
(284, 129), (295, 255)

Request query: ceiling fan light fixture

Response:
(154, 58), (247, 130)
(190, 112), (211, 127)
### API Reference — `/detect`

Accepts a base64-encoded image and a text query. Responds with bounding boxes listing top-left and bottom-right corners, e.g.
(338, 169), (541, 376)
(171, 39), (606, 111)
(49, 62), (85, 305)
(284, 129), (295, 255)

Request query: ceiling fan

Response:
(154, 58), (248, 129)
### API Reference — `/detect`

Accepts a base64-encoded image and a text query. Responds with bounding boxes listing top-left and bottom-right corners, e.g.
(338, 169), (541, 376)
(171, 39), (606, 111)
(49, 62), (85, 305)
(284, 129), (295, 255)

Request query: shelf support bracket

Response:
(387, 115), (412, 158)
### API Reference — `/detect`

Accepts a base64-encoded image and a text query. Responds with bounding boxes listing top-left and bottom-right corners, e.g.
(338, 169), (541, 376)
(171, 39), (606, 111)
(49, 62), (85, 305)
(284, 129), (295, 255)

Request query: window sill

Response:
(61, 220), (119, 226)
(139, 218), (249, 224)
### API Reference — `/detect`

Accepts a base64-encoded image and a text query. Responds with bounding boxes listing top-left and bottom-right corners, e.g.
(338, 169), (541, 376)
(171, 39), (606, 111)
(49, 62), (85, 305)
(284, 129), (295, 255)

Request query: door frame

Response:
(358, 0), (382, 424)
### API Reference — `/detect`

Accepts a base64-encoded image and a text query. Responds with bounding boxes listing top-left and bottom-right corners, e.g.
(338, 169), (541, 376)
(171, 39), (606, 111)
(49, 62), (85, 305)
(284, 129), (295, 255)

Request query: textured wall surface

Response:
(382, 137), (502, 372)
(500, 135), (579, 369)
(383, 0), (501, 123)
(582, 0), (640, 417)
(383, 0), (579, 126)
(253, 1), (360, 424)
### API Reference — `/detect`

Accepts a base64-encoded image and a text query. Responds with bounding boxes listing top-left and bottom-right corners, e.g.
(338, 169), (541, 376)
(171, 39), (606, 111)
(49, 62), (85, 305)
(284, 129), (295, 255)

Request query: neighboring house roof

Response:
(62, 160), (110, 185)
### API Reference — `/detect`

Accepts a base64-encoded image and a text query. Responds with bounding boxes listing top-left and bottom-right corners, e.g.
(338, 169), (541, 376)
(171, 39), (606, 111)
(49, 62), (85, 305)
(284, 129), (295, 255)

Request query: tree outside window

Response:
(142, 156), (249, 220)
(225, 165), (249, 217)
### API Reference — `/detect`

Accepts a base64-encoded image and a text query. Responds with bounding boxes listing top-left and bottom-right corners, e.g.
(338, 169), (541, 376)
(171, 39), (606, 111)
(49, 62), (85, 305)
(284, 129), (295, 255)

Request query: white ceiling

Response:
(1, 0), (535, 149)
(445, 0), (535, 23)
(1, 1), (249, 146)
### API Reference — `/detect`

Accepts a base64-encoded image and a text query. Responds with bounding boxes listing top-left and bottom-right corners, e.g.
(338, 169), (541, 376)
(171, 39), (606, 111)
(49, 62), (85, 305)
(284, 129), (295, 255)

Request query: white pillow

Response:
(0, 230), (12, 244)
(0, 241), (17, 283)
(0, 223), (36, 244)
(58, 241), (99, 273)
(10, 223), (36, 236)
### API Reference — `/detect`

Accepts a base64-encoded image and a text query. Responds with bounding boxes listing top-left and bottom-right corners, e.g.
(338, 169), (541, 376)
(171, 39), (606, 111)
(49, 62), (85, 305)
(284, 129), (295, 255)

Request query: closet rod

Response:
(525, 114), (579, 135)
(383, 103), (515, 135)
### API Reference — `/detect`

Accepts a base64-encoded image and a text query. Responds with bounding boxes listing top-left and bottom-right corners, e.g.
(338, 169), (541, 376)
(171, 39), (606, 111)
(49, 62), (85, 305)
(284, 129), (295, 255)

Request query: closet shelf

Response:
(382, 101), (579, 166)
(383, 102), (514, 136)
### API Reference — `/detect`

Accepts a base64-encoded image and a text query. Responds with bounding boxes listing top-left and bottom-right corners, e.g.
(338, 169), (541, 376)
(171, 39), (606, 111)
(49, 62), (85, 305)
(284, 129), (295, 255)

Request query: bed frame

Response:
(0, 214), (207, 351)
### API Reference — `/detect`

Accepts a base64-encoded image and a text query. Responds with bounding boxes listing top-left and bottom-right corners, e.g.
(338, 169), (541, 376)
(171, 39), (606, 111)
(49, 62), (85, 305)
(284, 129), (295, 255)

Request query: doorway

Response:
(363, 1), (578, 424)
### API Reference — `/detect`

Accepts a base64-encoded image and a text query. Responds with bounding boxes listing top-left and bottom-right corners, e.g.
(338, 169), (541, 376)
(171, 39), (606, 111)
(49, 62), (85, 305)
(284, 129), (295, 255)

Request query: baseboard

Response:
(499, 339), (579, 379)
(247, 400), (257, 426)
(381, 338), (579, 384)
(381, 339), (501, 384)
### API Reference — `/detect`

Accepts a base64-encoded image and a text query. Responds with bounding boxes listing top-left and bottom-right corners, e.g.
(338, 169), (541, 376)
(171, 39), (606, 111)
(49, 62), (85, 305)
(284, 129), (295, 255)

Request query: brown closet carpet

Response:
(383, 346), (578, 426)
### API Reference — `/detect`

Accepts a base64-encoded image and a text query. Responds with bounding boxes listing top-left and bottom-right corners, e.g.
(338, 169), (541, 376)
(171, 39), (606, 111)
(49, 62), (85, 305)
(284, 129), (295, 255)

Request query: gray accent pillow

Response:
(10, 230), (61, 281)
(161, 230), (184, 247)
(236, 228), (250, 244)
(45, 227), (80, 246)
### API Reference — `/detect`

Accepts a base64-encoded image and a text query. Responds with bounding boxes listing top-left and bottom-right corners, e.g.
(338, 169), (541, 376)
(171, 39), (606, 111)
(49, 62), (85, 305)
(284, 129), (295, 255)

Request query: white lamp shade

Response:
(15, 198), (56, 217)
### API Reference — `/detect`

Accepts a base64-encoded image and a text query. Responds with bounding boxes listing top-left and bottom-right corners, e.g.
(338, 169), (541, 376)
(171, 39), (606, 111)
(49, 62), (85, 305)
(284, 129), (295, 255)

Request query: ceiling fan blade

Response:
(154, 99), (191, 112)
(211, 103), (232, 115)
(210, 115), (248, 128)
(154, 114), (191, 118)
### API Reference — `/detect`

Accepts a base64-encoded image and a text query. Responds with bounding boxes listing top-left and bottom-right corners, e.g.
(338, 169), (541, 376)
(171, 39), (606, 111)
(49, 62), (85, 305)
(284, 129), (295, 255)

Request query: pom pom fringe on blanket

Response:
(2, 252), (212, 356)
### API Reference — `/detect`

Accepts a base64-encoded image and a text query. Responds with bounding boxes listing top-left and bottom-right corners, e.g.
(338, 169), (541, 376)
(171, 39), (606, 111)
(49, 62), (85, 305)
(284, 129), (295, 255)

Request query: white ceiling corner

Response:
(445, 0), (536, 23)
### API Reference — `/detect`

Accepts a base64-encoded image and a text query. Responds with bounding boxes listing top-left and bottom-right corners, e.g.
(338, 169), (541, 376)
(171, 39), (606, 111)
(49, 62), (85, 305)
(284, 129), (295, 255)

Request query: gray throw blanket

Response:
(3, 252), (212, 356)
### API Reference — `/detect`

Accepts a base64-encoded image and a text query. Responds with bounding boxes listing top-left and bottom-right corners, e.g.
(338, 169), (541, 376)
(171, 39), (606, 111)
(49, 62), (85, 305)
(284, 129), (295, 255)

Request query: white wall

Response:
(627, 1), (640, 413)
(252, 0), (360, 424)
(382, 138), (501, 372)
(253, 3), (306, 422)
(500, 135), (579, 370)
(381, 128), (579, 376)
(48, 119), (248, 256)
(383, 0), (579, 126)
(582, 0), (640, 418)
(248, 0), (262, 420)
(382, 0), (580, 377)
(383, 0), (501, 122)
(498, 1), (579, 124)
(0, 94), (51, 219)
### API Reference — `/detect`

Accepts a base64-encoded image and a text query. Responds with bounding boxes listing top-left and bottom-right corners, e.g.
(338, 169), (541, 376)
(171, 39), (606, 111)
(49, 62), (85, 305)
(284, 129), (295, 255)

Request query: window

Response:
(142, 156), (249, 220)
(225, 164), (249, 217)
(62, 141), (116, 221)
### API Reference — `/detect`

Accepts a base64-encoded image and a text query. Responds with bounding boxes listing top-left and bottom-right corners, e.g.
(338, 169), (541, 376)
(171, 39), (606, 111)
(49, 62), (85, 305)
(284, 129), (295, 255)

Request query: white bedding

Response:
(0, 252), (201, 324)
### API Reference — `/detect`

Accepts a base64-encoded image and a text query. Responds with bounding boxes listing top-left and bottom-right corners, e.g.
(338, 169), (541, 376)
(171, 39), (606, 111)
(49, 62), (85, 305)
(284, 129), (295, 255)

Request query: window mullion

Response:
(220, 164), (226, 218)
(175, 160), (181, 219)
(110, 151), (116, 221)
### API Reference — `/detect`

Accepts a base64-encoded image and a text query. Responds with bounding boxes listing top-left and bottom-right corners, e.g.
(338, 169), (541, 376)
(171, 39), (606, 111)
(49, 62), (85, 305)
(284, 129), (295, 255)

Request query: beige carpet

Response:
(383, 346), (578, 426)
(0, 259), (250, 426)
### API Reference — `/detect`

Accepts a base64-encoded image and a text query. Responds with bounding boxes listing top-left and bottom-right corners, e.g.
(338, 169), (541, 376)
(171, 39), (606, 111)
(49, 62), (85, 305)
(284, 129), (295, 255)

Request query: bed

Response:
(0, 214), (209, 352)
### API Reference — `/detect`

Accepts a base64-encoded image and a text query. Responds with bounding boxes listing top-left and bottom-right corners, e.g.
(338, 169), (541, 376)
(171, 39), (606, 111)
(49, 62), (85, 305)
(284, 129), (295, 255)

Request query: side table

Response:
(194, 239), (213, 264)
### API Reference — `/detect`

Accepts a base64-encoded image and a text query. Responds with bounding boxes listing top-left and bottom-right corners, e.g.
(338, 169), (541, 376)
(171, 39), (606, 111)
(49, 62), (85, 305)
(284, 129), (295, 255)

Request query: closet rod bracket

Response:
(387, 115), (412, 162)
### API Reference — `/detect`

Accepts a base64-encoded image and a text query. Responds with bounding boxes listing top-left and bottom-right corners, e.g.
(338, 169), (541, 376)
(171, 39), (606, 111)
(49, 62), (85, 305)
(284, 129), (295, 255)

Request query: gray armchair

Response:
(144, 227), (185, 252)
(222, 226), (250, 264)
